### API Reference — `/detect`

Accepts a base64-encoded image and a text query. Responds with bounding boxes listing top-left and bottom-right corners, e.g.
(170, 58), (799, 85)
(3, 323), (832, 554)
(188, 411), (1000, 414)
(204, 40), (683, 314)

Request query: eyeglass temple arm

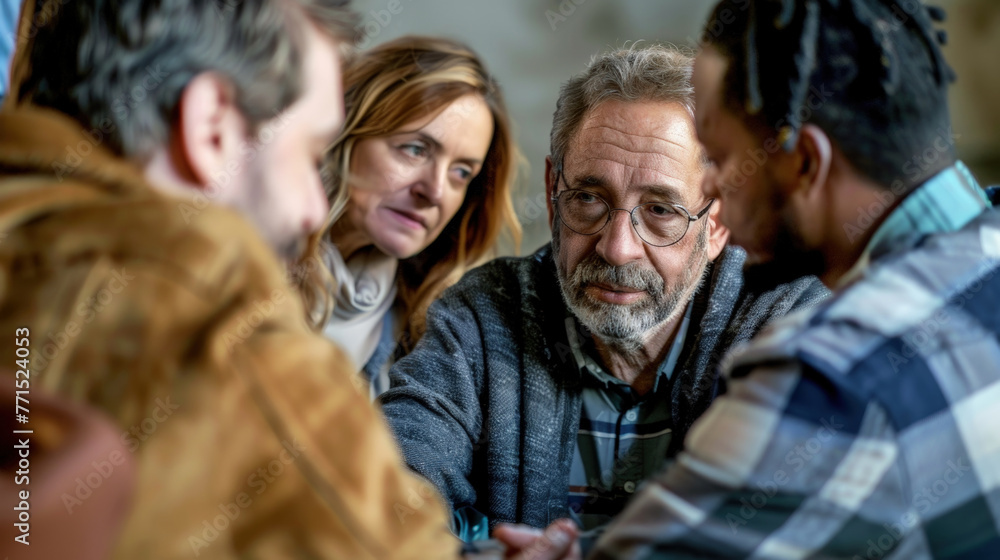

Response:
(691, 198), (716, 221)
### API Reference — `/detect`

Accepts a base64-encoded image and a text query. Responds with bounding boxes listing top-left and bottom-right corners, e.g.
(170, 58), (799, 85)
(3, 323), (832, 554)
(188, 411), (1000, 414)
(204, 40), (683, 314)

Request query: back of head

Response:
(550, 43), (697, 169)
(703, 0), (955, 191)
(17, 0), (356, 161)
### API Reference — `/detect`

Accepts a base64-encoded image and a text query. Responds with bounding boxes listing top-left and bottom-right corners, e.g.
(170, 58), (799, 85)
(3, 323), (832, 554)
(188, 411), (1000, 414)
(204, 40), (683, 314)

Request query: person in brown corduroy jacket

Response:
(0, 0), (475, 558)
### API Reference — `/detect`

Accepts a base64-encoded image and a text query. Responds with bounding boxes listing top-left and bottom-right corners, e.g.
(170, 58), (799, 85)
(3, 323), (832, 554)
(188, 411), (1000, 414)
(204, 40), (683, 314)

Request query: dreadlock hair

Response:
(703, 0), (956, 191)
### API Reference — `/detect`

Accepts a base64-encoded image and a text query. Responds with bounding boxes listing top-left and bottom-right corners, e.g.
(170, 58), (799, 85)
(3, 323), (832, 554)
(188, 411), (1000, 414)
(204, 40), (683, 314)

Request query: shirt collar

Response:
(839, 161), (989, 288)
(565, 299), (693, 392)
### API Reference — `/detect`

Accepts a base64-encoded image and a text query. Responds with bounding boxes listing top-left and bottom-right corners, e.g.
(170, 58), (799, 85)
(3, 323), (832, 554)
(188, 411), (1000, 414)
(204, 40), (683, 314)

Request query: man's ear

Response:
(792, 124), (833, 205)
(545, 155), (556, 229)
(174, 72), (247, 190)
(705, 198), (730, 261)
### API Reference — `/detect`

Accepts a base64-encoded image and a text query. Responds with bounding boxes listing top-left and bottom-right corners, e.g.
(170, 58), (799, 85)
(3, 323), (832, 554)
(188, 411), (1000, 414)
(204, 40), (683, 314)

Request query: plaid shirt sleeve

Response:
(589, 326), (908, 559)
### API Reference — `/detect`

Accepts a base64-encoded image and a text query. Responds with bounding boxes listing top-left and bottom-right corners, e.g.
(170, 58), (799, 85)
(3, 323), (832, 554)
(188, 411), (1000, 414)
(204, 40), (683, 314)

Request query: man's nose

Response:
(595, 209), (645, 267)
(302, 184), (330, 235)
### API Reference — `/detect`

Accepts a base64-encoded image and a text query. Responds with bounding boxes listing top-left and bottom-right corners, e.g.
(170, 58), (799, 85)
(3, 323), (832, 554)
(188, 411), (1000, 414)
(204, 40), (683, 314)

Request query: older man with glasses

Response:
(379, 44), (828, 549)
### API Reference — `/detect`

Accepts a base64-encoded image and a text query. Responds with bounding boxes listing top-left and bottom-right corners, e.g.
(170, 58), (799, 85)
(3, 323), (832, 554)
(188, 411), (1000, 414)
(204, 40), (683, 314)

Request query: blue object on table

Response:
(986, 185), (999, 207)
(453, 505), (490, 543)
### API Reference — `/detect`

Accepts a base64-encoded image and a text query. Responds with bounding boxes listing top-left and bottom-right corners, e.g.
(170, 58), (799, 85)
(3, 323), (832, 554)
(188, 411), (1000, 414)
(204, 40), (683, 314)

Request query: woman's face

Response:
(345, 93), (495, 259)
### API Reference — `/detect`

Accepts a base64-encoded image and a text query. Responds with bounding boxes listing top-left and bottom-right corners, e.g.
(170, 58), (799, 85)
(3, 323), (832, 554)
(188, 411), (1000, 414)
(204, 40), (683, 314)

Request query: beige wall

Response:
(940, 0), (1000, 185)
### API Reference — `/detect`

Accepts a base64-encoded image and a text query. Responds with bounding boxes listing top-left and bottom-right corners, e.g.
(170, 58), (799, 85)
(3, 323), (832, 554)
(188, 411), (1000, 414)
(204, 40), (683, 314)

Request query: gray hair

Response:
(550, 43), (697, 168)
(19, 0), (357, 160)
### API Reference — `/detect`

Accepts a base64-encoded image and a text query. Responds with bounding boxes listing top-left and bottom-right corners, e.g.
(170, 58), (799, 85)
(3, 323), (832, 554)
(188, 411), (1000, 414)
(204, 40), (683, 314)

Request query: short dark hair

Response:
(18, 0), (356, 160)
(703, 0), (955, 190)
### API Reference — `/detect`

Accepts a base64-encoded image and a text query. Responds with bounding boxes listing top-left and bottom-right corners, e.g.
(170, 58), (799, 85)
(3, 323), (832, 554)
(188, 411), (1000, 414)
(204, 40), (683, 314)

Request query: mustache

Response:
(571, 253), (664, 294)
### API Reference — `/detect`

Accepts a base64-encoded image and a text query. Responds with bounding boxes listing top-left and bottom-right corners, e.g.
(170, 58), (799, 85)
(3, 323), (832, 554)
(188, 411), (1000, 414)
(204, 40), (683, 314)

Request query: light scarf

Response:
(321, 243), (398, 371)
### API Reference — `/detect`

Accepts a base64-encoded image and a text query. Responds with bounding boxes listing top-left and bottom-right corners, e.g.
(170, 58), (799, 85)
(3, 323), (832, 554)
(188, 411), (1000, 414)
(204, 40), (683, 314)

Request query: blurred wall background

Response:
(939, 0), (1000, 187)
(350, 0), (1000, 255)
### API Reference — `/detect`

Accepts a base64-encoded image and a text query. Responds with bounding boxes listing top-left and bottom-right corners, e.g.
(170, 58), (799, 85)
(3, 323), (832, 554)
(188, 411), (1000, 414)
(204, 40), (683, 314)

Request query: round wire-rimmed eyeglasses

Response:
(551, 168), (715, 247)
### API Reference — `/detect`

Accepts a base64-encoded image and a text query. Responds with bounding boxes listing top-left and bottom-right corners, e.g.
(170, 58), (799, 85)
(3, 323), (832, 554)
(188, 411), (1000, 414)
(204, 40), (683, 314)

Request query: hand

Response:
(493, 519), (581, 560)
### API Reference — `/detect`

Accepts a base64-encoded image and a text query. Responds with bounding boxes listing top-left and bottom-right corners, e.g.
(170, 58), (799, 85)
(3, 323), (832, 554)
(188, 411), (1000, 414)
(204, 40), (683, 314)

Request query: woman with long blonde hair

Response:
(314, 35), (522, 396)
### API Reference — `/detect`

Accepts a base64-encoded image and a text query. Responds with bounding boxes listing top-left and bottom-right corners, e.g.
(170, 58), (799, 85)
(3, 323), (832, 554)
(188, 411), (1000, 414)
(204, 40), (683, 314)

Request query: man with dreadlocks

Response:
(560, 0), (1000, 558)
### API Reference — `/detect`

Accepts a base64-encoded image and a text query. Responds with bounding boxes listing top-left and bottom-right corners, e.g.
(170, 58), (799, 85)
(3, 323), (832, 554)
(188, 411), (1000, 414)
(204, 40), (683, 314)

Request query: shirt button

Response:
(624, 481), (636, 493)
(625, 410), (638, 422)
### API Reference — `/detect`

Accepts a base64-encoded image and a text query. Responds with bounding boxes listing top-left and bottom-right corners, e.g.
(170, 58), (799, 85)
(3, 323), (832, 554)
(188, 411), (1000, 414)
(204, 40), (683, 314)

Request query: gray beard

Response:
(553, 221), (709, 353)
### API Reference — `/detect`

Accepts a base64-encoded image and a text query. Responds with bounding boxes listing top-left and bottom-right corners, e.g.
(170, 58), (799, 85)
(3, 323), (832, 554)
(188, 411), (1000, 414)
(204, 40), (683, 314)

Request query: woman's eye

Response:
(453, 167), (473, 181)
(400, 143), (427, 158)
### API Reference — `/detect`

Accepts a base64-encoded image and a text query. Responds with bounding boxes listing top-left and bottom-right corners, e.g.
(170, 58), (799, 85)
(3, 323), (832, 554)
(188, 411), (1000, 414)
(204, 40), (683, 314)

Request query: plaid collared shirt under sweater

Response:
(565, 300), (692, 530)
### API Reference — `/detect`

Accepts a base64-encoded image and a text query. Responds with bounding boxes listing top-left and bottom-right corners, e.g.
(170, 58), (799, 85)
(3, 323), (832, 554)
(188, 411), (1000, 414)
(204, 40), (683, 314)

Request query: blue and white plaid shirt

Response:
(592, 162), (1000, 559)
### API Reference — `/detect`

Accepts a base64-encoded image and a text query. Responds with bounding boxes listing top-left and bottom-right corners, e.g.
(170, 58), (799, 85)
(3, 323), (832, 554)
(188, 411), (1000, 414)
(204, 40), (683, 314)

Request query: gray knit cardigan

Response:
(380, 244), (829, 529)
